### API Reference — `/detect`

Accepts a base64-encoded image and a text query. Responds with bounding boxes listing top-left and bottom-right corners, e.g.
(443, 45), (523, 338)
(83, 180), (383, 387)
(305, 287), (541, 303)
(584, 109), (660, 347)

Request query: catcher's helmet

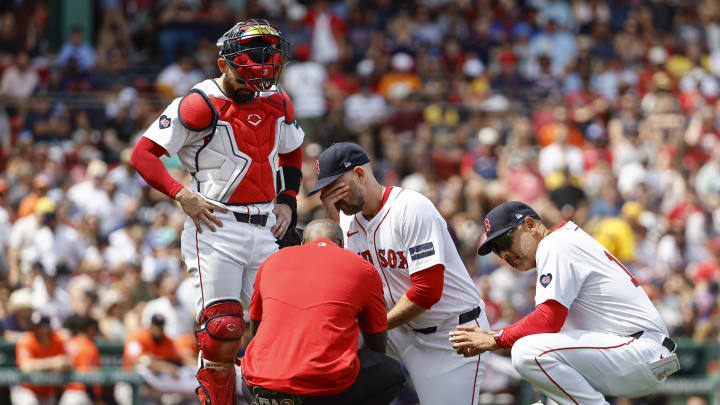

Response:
(217, 19), (289, 92)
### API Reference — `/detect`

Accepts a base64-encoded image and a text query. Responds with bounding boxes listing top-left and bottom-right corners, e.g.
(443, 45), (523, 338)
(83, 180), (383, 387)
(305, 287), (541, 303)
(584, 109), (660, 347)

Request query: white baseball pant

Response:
(511, 330), (672, 405)
(11, 385), (56, 405)
(181, 210), (278, 318)
(388, 312), (489, 405)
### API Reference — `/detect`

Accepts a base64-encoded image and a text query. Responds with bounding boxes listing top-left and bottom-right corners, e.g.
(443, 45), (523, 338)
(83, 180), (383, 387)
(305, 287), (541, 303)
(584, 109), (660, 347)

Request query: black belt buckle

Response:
(234, 212), (268, 227)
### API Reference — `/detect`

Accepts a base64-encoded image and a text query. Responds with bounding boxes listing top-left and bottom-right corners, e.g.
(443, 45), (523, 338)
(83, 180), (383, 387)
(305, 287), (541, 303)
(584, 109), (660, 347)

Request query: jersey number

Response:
(604, 251), (639, 287)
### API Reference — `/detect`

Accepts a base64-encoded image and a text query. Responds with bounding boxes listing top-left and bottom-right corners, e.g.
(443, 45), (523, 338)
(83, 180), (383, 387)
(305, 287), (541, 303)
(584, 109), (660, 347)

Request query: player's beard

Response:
(338, 182), (364, 215)
(222, 73), (254, 104)
(339, 197), (364, 215)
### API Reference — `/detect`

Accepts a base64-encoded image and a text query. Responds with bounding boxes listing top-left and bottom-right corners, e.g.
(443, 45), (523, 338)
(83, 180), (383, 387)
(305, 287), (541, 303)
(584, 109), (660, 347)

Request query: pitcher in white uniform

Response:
(449, 201), (679, 405)
(308, 143), (489, 405)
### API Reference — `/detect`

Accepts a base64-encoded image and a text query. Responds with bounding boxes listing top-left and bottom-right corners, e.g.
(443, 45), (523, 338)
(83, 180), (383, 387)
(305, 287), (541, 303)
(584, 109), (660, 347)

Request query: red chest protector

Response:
(179, 89), (293, 205)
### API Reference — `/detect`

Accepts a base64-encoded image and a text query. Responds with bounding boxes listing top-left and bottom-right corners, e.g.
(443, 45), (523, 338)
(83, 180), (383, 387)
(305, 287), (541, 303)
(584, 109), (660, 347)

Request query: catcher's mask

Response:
(217, 19), (289, 92)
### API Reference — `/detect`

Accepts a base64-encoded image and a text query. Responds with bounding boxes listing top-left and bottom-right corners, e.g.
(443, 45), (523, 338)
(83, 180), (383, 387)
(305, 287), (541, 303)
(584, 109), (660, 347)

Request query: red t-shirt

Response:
(242, 238), (387, 396)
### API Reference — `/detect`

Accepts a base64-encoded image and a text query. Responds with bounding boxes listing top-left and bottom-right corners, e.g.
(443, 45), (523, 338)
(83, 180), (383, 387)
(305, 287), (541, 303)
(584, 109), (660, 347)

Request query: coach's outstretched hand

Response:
(449, 326), (498, 357)
(175, 187), (227, 233)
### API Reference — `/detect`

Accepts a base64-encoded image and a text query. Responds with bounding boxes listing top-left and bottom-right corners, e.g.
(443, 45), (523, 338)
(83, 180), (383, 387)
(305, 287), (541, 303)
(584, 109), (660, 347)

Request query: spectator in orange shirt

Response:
(122, 315), (197, 403)
(377, 53), (421, 101)
(122, 314), (181, 373)
(17, 173), (52, 218)
(60, 315), (102, 405)
(12, 312), (71, 405)
(173, 327), (199, 367)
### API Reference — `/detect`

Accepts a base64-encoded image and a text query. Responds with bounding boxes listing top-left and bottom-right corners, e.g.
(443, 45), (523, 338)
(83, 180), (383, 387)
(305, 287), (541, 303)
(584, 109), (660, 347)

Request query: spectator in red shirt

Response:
(241, 219), (405, 405)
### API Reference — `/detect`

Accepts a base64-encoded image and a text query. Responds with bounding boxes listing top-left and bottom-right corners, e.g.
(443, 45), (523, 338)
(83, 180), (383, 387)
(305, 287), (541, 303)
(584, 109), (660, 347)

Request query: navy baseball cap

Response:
(308, 143), (370, 196)
(478, 201), (540, 256)
(30, 311), (51, 327)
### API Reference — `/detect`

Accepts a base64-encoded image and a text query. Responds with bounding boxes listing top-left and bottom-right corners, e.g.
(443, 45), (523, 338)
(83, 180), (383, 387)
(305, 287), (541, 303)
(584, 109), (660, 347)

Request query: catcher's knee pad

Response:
(196, 300), (246, 363)
(195, 300), (245, 405)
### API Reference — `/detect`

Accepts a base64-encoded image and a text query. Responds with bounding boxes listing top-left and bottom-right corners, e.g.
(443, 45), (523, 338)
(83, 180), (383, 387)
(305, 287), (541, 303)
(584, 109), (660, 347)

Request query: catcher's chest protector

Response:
(197, 95), (286, 205)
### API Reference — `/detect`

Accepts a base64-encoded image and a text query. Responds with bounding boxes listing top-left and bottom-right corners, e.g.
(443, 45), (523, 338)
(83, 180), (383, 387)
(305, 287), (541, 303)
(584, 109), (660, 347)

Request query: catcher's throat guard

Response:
(218, 19), (289, 92)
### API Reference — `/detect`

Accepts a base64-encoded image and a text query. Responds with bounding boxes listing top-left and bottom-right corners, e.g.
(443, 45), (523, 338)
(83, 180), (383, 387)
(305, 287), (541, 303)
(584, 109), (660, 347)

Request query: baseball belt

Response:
(233, 212), (268, 226)
(412, 306), (482, 334)
(628, 331), (677, 353)
(208, 209), (269, 226)
(251, 386), (305, 405)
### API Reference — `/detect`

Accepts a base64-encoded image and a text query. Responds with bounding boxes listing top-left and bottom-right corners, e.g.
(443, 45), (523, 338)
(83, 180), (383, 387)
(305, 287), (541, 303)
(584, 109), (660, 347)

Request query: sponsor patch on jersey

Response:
(539, 273), (552, 288)
(159, 115), (171, 129)
(410, 242), (435, 261)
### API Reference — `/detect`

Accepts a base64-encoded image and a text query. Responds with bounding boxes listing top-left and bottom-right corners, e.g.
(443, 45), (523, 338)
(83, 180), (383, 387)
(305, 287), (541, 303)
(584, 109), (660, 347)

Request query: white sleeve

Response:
(141, 98), (196, 156)
(400, 194), (447, 275)
(534, 240), (588, 308)
(277, 119), (304, 153)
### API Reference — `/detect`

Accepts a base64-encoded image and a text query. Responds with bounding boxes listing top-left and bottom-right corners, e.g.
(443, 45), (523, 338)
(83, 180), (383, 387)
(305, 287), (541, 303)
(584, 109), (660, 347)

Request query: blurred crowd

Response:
(1, 0), (720, 403)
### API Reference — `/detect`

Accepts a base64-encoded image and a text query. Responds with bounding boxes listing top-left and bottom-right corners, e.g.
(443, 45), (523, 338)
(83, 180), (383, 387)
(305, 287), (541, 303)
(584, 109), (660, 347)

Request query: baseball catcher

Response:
(130, 19), (304, 404)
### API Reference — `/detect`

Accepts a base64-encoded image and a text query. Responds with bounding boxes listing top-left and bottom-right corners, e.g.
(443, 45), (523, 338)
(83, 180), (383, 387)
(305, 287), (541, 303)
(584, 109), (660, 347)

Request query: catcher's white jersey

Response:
(344, 186), (488, 405)
(142, 79), (304, 214)
(534, 221), (668, 336)
(345, 187), (485, 328)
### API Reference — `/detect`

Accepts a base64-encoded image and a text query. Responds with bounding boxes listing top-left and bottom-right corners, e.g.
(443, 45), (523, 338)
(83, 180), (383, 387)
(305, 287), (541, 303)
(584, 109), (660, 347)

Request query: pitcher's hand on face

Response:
(319, 183), (349, 223)
(272, 203), (292, 239)
(449, 326), (498, 355)
(175, 187), (227, 233)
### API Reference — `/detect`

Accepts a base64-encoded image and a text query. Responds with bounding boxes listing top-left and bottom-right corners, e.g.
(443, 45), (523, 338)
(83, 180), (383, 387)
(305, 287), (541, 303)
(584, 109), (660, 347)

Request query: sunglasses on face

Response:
(491, 223), (521, 254)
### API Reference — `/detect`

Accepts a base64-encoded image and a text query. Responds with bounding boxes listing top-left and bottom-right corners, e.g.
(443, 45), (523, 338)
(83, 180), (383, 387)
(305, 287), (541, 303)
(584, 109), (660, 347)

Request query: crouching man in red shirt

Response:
(241, 219), (405, 405)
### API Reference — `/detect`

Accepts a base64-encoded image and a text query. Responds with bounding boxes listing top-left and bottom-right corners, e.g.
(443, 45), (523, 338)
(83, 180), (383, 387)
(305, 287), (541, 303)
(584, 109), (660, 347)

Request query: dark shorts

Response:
(243, 348), (405, 405)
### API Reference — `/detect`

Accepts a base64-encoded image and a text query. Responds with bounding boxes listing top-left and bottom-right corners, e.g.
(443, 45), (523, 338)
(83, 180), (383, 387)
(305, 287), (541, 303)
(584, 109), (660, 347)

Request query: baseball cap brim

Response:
(477, 222), (520, 256)
(307, 172), (344, 196)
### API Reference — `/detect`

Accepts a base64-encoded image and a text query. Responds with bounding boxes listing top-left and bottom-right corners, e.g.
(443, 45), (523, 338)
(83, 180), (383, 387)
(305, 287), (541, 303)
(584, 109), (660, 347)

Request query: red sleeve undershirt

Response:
(278, 146), (302, 198)
(129, 137), (184, 198)
(406, 264), (444, 310)
(495, 299), (568, 349)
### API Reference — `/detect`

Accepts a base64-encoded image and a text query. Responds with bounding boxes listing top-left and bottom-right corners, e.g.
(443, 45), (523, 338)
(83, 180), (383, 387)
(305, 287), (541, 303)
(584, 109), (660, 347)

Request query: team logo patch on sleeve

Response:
(539, 273), (553, 288)
(409, 242), (435, 261)
(159, 115), (171, 129)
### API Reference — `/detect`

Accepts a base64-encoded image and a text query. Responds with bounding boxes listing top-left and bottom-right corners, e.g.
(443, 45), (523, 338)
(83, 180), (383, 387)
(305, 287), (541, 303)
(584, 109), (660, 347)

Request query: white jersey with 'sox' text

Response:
(344, 187), (484, 329)
(141, 79), (304, 214)
(535, 221), (668, 336)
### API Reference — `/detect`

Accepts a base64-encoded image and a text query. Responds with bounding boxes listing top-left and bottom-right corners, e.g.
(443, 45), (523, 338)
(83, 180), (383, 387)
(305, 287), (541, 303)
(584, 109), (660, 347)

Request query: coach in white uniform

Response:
(449, 201), (679, 405)
(308, 143), (489, 405)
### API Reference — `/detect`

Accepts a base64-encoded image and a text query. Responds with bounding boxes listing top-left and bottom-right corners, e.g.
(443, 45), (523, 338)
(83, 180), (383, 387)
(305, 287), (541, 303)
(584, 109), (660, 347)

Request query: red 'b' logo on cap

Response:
(315, 160), (320, 176)
(484, 219), (491, 233)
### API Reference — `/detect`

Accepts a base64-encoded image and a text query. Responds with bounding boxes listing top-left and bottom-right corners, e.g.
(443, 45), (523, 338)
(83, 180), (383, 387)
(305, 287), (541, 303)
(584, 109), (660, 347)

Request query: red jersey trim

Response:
(196, 229), (205, 313)
(380, 186), (392, 208)
(550, 221), (567, 233)
(355, 220), (367, 237)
